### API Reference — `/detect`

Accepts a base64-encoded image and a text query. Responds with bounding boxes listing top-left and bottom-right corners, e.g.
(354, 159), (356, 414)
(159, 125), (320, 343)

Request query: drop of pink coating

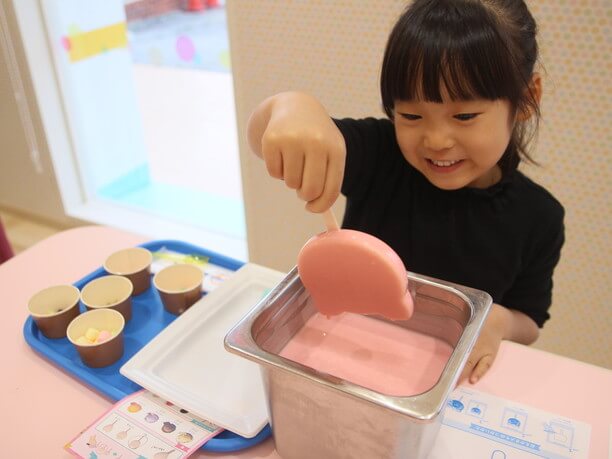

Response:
(96, 330), (111, 343)
(297, 229), (413, 321)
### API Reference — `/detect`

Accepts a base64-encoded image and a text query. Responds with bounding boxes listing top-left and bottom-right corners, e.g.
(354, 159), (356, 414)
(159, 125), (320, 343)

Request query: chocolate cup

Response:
(124, 267), (151, 296)
(157, 285), (202, 315)
(28, 285), (81, 339)
(76, 332), (124, 368)
(67, 308), (125, 368)
(153, 264), (203, 315)
(85, 296), (133, 323)
(104, 247), (153, 295)
(81, 275), (133, 322)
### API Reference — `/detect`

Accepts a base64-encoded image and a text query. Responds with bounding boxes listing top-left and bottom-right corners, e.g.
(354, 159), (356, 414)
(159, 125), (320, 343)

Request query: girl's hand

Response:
(460, 302), (540, 384)
(460, 303), (508, 384)
(247, 92), (346, 213)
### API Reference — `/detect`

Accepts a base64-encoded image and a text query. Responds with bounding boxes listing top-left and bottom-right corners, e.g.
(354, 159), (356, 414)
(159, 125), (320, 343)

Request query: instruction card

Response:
(430, 387), (591, 459)
(66, 390), (222, 458)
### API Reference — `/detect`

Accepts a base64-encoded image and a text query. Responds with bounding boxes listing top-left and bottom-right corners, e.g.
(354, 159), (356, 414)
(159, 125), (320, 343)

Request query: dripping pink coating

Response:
(297, 229), (414, 321)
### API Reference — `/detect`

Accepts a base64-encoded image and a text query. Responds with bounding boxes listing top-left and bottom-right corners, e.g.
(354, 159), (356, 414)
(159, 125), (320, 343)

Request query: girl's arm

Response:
(247, 91), (346, 213)
(493, 303), (540, 344)
(460, 303), (539, 384)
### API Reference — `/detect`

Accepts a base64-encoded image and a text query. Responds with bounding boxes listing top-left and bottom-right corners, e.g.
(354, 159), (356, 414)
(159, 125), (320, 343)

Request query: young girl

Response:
(247, 0), (564, 384)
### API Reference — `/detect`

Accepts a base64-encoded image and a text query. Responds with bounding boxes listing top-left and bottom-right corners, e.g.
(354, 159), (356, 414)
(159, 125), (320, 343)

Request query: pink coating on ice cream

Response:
(297, 229), (414, 321)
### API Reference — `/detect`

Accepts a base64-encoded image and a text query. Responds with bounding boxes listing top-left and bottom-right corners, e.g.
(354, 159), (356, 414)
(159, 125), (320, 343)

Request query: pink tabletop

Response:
(2, 226), (610, 458)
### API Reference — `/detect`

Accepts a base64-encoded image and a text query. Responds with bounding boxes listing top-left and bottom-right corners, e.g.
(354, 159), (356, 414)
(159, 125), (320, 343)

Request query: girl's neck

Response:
(468, 165), (503, 189)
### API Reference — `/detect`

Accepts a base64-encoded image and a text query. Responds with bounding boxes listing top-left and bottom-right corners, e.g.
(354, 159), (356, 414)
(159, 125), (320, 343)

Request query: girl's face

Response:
(393, 96), (514, 190)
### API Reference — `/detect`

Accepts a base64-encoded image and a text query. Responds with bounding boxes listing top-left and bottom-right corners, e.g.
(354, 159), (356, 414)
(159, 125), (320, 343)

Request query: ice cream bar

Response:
(297, 228), (414, 321)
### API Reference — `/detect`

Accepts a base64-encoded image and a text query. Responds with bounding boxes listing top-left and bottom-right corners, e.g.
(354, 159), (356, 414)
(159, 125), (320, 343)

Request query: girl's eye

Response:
(454, 113), (480, 121)
(400, 113), (422, 121)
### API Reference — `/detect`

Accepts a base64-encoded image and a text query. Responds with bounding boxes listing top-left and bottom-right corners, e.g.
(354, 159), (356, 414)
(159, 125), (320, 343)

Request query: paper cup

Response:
(81, 275), (133, 322)
(153, 264), (203, 315)
(67, 308), (125, 367)
(27, 285), (81, 339)
(104, 247), (153, 295)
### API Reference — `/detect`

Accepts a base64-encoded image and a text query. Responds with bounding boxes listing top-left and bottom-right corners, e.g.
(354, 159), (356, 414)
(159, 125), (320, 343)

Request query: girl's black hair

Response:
(381, 0), (541, 173)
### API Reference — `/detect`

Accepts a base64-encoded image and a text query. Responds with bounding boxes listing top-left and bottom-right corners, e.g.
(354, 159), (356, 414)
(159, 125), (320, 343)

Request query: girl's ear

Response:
(517, 73), (542, 121)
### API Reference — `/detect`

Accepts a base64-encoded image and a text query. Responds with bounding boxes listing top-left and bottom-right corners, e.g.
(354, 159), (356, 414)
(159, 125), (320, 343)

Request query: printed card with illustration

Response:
(430, 387), (591, 459)
(66, 389), (222, 459)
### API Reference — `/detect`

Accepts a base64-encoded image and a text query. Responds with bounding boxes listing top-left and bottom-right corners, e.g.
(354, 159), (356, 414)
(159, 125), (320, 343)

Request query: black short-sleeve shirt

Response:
(334, 117), (565, 327)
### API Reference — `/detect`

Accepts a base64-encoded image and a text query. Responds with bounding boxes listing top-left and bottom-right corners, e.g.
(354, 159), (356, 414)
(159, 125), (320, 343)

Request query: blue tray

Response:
(23, 239), (272, 452)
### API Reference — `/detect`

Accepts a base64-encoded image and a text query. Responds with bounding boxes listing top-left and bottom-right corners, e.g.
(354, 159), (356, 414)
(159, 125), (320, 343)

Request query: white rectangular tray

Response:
(120, 263), (286, 438)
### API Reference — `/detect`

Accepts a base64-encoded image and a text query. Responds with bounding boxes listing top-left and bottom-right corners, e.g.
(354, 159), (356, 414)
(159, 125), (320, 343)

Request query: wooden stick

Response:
(323, 208), (339, 232)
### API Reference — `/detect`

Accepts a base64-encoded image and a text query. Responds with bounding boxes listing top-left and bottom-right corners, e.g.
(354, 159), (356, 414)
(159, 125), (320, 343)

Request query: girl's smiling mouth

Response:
(426, 158), (464, 172)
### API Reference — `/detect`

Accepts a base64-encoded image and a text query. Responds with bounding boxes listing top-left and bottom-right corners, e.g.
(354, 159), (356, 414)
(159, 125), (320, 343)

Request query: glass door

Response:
(29, 0), (246, 259)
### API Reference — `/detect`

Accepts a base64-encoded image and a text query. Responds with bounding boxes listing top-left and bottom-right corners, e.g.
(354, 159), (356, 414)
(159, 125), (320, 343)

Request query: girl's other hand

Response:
(247, 92), (346, 213)
(460, 302), (540, 384)
(459, 303), (508, 384)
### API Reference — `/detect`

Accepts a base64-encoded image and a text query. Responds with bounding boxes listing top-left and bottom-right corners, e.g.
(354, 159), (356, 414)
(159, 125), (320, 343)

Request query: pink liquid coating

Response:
(297, 229), (413, 321)
(279, 313), (454, 396)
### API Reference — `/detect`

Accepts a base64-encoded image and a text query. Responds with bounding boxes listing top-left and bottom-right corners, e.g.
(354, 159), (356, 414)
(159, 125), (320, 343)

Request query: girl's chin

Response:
(417, 160), (500, 190)
(417, 165), (467, 190)
(427, 178), (466, 190)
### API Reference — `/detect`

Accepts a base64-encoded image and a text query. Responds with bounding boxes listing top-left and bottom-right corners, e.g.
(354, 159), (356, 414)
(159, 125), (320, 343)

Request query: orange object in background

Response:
(183, 0), (222, 13)
(186, 0), (205, 11)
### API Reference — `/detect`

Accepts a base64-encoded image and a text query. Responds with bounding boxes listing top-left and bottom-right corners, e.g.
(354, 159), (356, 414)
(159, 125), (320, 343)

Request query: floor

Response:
(0, 208), (65, 256)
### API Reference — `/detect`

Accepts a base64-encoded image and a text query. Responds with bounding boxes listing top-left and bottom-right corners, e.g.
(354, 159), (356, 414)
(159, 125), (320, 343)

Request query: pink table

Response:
(2, 226), (610, 458)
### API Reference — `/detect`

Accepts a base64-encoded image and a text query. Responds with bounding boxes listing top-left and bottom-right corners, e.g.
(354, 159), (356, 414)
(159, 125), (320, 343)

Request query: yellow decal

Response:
(68, 22), (127, 62)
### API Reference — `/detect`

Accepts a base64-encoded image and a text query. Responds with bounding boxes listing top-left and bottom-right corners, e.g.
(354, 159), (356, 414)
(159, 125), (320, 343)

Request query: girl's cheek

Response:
(396, 129), (419, 150)
(398, 144), (420, 168)
(397, 138), (417, 159)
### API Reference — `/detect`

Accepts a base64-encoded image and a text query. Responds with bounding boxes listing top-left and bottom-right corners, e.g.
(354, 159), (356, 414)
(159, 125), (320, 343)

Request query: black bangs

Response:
(381, 1), (529, 117)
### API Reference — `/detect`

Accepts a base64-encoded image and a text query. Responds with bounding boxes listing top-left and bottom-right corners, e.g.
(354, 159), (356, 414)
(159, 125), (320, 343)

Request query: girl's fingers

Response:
(469, 355), (493, 384)
(298, 150), (327, 202)
(282, 150), (305, 190)
(306, 151), (345, 213)
(261, 143), (283, 179)
(459, 357), (477, 383)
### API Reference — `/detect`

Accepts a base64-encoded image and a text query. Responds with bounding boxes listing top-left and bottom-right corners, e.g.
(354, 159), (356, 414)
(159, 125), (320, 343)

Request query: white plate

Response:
(120, 263), (285, 438)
